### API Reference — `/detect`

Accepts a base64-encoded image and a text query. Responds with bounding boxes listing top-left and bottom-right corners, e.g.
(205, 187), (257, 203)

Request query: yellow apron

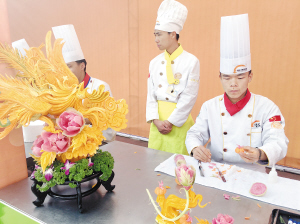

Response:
(148, 101), (194, 155)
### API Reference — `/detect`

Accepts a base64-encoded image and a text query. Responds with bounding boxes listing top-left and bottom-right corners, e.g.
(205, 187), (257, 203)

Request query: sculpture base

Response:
(31, 170), (115, 213)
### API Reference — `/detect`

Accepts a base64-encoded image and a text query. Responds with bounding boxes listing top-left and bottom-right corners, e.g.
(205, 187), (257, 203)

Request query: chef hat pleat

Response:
(220, 14), (251, 74)
(155, 0), (188, 34)
(52, 24), (85, 63)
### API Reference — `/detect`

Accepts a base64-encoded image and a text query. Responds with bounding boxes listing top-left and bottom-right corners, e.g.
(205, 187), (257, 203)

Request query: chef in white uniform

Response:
(146, 0), (200, 155)
(52, 24), (116, 142)
(186, 14), (288, 172)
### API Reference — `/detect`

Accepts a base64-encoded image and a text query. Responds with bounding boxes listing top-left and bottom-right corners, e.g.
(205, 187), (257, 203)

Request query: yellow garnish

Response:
(194, 216), (210, 224)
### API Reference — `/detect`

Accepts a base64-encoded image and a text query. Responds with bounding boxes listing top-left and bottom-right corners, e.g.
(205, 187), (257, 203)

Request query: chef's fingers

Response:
(201, 147), (212, 159)
(194, 147), (211, 163)
(239, 152), (256, 163)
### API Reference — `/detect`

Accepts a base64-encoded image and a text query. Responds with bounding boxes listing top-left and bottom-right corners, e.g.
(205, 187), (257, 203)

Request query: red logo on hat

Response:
(233, 65), (247, 74)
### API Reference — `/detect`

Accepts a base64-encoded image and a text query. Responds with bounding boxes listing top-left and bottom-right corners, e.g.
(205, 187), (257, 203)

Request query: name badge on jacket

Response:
(166, 84), (178, 97)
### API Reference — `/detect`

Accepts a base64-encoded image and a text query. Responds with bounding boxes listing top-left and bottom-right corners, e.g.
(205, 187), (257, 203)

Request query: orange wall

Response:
(0, 0), (27, 189)
(5, 0), (300, 168)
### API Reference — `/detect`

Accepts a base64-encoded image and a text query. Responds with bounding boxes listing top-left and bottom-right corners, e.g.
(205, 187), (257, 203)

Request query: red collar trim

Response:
(82, 73), (91, 88)
(224, 89), (251, 116)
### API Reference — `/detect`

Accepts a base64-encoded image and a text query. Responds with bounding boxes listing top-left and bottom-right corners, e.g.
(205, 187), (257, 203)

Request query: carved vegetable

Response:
(174, 154), (187, 167)
(155, 181), (167, 195)
(179, 212), (192, 224)
(235, 145), (244, 153)
(250, 182), (267, 197)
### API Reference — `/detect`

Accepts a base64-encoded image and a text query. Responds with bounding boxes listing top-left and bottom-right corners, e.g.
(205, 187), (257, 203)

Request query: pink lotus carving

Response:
(212, 214), (234, 224)
(56, 108), (85, 137)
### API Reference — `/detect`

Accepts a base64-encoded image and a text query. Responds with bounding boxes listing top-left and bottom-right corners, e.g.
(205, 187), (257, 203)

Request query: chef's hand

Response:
(162, 120), (173, 134)
(191, 146), (212, 163)
(238, 146), (267, 163)
(153, 119), (171, 134)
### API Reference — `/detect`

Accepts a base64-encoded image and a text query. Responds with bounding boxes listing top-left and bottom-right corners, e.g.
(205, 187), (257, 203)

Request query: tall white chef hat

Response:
(52, 24), (85, 63)
(12, 39), (30, 56)
(220, 14), (251, 75)
(155, 0), (188, 34)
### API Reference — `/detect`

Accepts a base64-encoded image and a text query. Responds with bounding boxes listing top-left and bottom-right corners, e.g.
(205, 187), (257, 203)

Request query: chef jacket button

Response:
(174, 79), (180, 85)
(160, 72), (163, 76)
(248, 114), (252, 118)
(158, 84), (162, 88)
(247, 133), (251, 136)
(223, 148), (227, 152)
(161, 61), (165, 64)
(166, 97), (169, 100)
(171, 61), (174, 64)
(223, 132), (227, 135)
(221, 112), (225, 116)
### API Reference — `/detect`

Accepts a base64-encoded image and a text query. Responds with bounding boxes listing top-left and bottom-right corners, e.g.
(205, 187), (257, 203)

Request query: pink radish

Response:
(250, 182), (267, 197)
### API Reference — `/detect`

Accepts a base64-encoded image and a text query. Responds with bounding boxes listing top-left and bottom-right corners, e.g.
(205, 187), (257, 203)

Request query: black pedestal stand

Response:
(31, 171), (115, 213)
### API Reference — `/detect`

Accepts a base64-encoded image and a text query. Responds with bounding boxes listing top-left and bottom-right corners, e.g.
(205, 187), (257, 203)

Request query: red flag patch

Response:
(148, 73), (150, 78)
(269, 115), (281, 122)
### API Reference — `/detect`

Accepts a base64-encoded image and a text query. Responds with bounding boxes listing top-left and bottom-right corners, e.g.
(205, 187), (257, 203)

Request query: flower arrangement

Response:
(147, 154), (235, 224)
(146, 156), (208, 224)
(0, 31), (128, 191)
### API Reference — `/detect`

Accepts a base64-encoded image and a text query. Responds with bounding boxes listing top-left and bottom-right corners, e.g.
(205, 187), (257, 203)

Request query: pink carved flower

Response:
(180, 211), (193, 224)
(56, 108), (85, 137)
(186, 212), (193, 222)
(212, 214), (234, 224)
(175, 164), (196, 190)
(31, 135), (44, 157)
(40, 131), (70, 153)
(31, 165), (41, 179)
(88, 158), (94, 167)
(158, 180), (164, 190)
(174, 154), (186, 167)
(44, 167), (53, 181)
(61, 160), (75, 175)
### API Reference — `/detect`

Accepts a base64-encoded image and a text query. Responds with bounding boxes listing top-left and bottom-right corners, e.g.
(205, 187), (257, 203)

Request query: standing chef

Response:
(146, 0), (200, 155)
(186, 14), (288, 172)
(52, 24), (116, 142)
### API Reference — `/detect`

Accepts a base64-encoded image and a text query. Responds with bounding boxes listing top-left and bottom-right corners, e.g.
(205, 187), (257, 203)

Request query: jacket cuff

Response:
(146, 114), (159, 124)
(167, 117), (184, 128)
(255, 147), (270, 166)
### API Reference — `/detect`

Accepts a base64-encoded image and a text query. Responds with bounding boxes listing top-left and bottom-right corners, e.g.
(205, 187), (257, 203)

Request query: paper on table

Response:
(155, 155), (300, 211)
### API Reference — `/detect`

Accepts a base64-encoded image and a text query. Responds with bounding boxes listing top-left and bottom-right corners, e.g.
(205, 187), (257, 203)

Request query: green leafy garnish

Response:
(33, 149), (114, 192)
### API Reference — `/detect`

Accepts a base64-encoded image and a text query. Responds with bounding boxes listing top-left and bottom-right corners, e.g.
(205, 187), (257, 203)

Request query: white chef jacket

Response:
(186, 93), (289, 172)
(86, 77), (116, 142)
(86, 77), (112, 96)
(146, 50), (200, 127)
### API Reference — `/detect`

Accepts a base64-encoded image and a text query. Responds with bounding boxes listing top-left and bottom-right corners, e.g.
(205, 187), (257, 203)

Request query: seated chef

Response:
(52, 24), (116, 142)
(185, 14), (289, 172)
